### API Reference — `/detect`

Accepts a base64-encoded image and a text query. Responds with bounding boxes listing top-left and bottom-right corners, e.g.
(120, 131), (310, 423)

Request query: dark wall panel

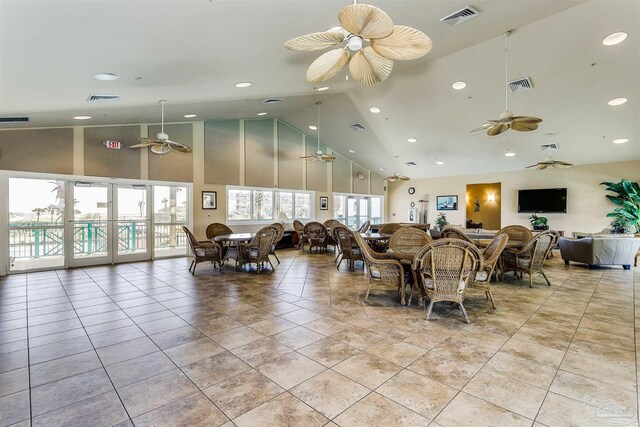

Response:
(0, 128), (73, 174)
(204, 120), (240, 185)
(148, 123), (193, 182)
(84, 126), (141, 179)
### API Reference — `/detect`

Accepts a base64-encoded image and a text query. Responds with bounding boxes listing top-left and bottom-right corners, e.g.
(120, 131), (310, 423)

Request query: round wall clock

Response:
(408, 187), (416, 195)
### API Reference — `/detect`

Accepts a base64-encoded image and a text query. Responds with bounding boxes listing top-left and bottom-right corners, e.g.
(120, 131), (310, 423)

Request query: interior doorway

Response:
(466, 182), (502, 230)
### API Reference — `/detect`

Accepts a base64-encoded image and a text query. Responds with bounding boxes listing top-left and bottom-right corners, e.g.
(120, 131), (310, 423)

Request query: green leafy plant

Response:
(601, 179), (640, 233)
(610, 216), (631, 234)
(435, 212), (448, 231)
(529, 214), (549, 230)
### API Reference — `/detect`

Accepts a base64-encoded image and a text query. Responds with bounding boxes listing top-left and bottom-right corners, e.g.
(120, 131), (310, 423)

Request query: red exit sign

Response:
(102, 140), (122, 149)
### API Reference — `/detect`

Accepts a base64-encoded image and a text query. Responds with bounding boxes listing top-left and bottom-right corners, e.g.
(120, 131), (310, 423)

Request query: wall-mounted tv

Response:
(518, 188), (567, 213)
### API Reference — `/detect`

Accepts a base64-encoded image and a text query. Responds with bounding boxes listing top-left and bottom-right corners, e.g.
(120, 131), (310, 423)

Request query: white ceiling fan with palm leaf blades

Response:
(386, 156), (410, 182)
(471, 31), (542, 136)
(301, 102), (336, 162)
(130, 100), (192, 155)
(284, 1), (432, 86)
(526, 134), (573, 170)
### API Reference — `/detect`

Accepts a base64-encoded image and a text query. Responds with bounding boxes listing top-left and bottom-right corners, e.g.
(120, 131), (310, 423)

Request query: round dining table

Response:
(213, 233), (255, 243)
(359, 232), (390, 241)
(472, 238), (522, 250)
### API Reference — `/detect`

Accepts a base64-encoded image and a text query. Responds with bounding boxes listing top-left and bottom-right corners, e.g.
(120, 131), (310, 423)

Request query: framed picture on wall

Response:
(436, 195), (458, 211)
(202, 191), (217, 210)
(319, 196), (328, 210)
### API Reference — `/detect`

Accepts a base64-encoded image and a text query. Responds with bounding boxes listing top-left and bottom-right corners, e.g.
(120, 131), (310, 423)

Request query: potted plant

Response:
(610, 216), (631, 234)
(601, 179), (640, 233)
(435, 212), (448, 231)
(529, 213), (549, 230)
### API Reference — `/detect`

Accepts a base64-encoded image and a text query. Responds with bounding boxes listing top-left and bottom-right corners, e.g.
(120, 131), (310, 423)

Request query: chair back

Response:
(358, 220), (371, 233)
(250, 226), (277, 257)
(323, 219), (341, 230)
(293, 220), (305, 235)
(389, 227), (432, 255)
(304, 221), (326, 240)
(521, 230), (559, 270)
(206, 223), (233, 240)
(335, 225), (358, 258)
(496, 225), (532, 248)
(441, 226), (474, 244)
(415, 238), (482, 296)
(354, 231), (380, 265)
(482, 234), (509, 270)
(183, 226), (199, 252)
(270, 223), (285, 244)
(378, 223), (402, 235)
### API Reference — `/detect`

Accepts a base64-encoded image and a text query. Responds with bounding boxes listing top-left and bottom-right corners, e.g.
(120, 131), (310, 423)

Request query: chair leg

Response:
(425, 300), (434, 320)
(541, 270), (551, 286)
(486, 290), (496, 309)
(273, 252), (280, 264)
(459, 302), (471, 324)
(336, 257), (344, 270)
(189, 260), (195, 274)
(529, 273), (533, 288)
(365, 282), (372, 301)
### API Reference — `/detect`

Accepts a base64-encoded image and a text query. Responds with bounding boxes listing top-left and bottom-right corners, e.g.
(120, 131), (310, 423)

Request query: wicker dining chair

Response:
(183, 226), (223, 274)
(441, 226), (475, 244)
(324, 219), (341, 252)
(205, 223), (233, 258)
(354, 232), (404, 302)
(304, 221), (327, 253)
(269, 223), (285, 264)
(468, 233), (509, 308)
(501, 230), (559, 288)
(496, 225), (533, 248)
(293, 220), (307, 250)
(228, 225), (277, 273)
(372, 223), (401, 252)
(335, 225), (363, 271)
(358, 220), (371, 233)
(413, 238), (483, 323)
(388, 227), (432, 305)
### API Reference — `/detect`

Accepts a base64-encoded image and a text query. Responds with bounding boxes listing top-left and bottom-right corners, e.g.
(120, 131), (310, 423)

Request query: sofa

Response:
(559, 236), (640, 270)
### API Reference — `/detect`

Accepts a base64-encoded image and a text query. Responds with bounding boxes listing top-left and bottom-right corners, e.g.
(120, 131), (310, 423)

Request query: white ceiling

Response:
(1, 0), (638, 178)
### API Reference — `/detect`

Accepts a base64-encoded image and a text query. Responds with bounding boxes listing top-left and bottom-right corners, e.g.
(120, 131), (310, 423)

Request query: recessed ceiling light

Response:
(315, 86), (330, 92)
(452, 81), (467, 90)
(505, 151), (516, 157)
(407, 138), (417, 143)
(602, 32), (627, 46)
(183, 114), (197, 118)
(93, 73), (119, 81)
(348, 149), (356, 153)
(608, 97), (628, 106)
(613, 138), (629, 144)
(436, 161), (444, 165)
(369, 106), (381, 113)
(73, 116), (92, 120)
(235, 82), (252, 88)
(379, 168), (385, 171)
(308, 125), (317, 130)
(257, 112), (268, 116)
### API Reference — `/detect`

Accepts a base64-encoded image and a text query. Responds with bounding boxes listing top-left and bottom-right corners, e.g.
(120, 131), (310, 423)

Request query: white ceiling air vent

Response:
(87, 94), (121, 102)
(508, 77), (534, 93)
(0, 117), (29, 123)
(405, 161), (417, 167)
(350, 123), (367, 132)
(263, 98), (285, 104)
(439, 6), (480, 26)
(541, 143), (559, 150)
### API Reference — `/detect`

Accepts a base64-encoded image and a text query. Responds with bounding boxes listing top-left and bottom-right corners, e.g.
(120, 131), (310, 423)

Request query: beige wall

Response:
(466, 182), (501, 230)
(388, 160), (640, 237)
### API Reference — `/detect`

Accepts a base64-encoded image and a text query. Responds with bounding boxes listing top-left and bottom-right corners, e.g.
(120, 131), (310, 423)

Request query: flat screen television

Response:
(518, 188), (567, 213)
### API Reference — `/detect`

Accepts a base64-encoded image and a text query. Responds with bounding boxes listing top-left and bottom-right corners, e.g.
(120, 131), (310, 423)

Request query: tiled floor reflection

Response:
(0, 249), (638, 426)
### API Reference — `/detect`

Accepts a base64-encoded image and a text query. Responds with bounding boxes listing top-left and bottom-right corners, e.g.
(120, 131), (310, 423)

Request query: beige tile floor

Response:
(0, 249), (638, 427)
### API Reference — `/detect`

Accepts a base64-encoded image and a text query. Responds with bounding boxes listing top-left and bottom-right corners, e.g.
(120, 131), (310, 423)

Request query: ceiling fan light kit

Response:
(284, 2), (432, 86)
(129, 100), (192, 155)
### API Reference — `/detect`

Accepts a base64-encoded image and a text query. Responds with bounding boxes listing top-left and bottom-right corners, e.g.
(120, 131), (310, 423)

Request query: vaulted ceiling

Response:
(1, 0), (637, 178)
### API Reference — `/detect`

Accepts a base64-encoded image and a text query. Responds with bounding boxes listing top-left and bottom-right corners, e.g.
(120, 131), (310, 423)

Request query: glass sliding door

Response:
(69, 182), (112, 266)
(334, 194), (384, 229)
(114, 185), (151, 263)
(8, 178), (65, 272)
(153, 185), (188, 257)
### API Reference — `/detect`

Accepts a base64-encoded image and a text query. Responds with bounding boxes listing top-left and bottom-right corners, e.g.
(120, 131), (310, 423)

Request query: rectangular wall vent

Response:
(87, 94), (121, 102)
(405, 161), (417, 167)
(350, 123), (367, 132)
(263, 98), (285, 104)
(541, 143), (559, 150)
(0, 117), (29, 123)
(439, 6), (480, 26)
(508, 77), (534, 93)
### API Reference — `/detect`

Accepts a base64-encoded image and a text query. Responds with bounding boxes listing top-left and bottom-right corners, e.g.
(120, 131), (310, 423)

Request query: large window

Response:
(333, 194), (383, 229)
(227, 187), (313, 223)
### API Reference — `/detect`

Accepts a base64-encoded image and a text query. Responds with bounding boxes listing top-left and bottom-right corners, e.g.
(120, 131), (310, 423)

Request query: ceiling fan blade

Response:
(320, 155), (336, 161)
(553, 161), (573, 168)
(512, 116), (543, 124)
(470, 122), (496, 132)
(338, 4), (393, 39)
(511, 121), (538, 132)
(349, 46), (393, 86)
(487, 123), (507, 136)
(165, 140), (192, 153)
(386, 177), (398, 182)
(138, 137), (159, 144)
(399, 176), (410, 181)
(284, 31), (345, 51)
(130, 142), (158, 148)
(525, 164), (539, 169)
(300, 155), (317, 159)
(307, 48), (350, 83)
(370, 25), (432, 60)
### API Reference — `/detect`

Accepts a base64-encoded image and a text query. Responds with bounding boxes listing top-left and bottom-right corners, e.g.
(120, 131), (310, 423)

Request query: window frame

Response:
(226, 186), (314, 225)
(333, 192), (384, 228)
